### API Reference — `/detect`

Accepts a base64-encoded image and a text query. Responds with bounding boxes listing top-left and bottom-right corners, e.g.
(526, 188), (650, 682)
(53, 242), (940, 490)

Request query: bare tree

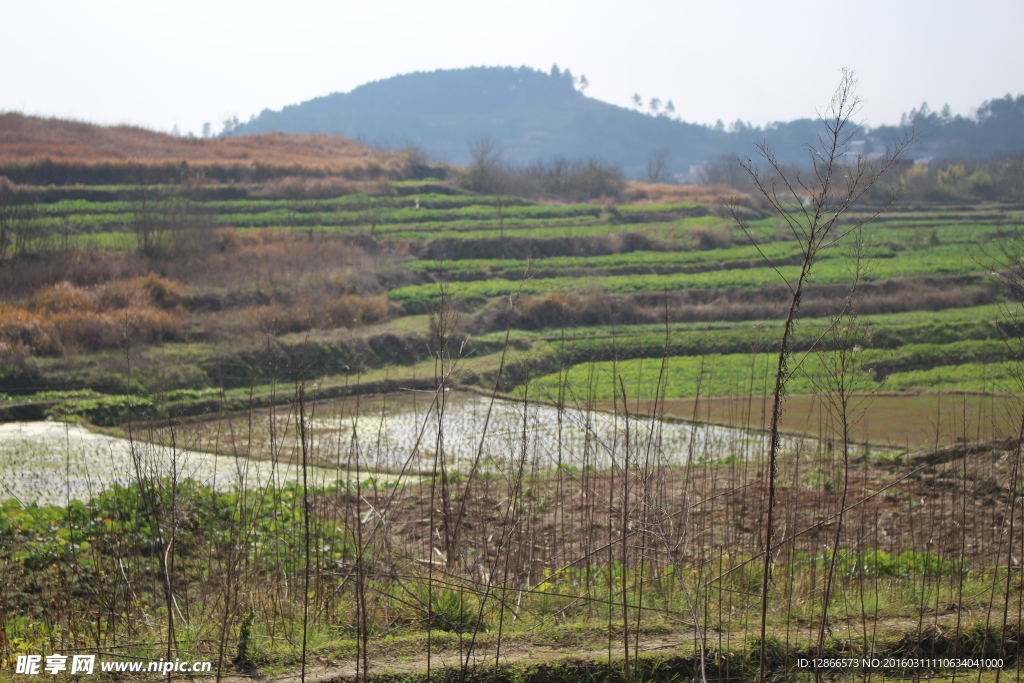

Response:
(130, 172), (215, 259)
(465, 135), (505, 194)
(697, 154), (756, 191)
(729, 68), (914, 683)
(0, 177), (38, 261)
(645, 147), (671, 184)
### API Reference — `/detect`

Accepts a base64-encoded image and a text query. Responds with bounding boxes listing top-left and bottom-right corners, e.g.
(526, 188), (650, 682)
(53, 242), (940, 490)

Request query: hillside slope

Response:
(0, 112), (401, 174)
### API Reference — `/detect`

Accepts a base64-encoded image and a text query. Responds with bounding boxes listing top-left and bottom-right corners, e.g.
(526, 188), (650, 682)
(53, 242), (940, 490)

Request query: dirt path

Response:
(213, 616), (941, 683)
(217, 631), (704, 683)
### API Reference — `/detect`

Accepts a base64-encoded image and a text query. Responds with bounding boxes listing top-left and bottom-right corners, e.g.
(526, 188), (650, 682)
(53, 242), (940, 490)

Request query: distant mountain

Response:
(237, 66), (1024, 178)
(236, 66), (820, 177)
(872, 96), (1024, 162)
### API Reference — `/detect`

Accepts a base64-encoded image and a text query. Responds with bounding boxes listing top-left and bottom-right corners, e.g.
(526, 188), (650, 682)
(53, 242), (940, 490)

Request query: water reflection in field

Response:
(1, 392), (811, 506)
(296, 391), (805, 473)
(0, 421), (387, 507)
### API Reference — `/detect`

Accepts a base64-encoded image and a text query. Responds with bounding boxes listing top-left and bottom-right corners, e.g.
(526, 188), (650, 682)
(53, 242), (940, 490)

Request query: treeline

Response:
(460, 138), (626, 201)
(698, 151), (1024, 204)
(874, 95), (1024, 161)
(893, 153), (1024, 203)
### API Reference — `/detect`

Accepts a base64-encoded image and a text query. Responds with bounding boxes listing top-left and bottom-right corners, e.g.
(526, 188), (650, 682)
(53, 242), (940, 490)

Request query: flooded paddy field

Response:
(0, 420), (395, 507)
(177, 390), (820, 474)
(0, 391), (853, 506)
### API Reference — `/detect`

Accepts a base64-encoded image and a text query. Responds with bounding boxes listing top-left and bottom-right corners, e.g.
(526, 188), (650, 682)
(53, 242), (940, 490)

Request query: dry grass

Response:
(210, 295), (392, 338)
(0, 275), (186, 355)
(624, 180), (756, 206)
(0, 113), (405, 175)
(0, 230), (409, 356)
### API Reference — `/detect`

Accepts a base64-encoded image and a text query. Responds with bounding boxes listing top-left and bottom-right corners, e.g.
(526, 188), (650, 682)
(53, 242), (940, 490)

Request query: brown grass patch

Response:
(624, 180), (755, 206)
(0, 275), (187, 354)
(0, 112), (405, 177)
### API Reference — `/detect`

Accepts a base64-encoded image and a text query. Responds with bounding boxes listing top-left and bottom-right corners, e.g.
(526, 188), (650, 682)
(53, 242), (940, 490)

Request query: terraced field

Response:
(3, 169), (1024, 681)
(3, 179), (1022, 446)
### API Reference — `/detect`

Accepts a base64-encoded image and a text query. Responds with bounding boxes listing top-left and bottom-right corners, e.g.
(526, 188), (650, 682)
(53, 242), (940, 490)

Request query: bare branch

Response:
(734, 68), (914, 683)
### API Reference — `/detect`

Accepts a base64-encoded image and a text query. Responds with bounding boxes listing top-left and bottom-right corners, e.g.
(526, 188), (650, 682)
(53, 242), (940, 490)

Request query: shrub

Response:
(245, 304), (314, 335)
(137, 273), (185, 310)
(27, 281), (95, 314)
(94, 279), (151, 310)
(688, 225), (733, 250)
(1, 276), (188, 355)
(50, 311), (122, 351)
(407, 581), (481, 633)
(513, 293), (575, 330)
(0, 302), (62, 355)
(508, 292), (662, 331)
(324, 294), (391, 327)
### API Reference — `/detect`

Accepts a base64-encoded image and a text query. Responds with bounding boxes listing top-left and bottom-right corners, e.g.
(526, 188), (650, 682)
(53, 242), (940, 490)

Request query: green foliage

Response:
(407, 582), (481, 633)
(528, 336), (1024, 400)
(389, 244), (989, 304)
(797, 548), (968, 579)
(215, 203), (602, 230)
(884, 360), (1023, 392)
(49, 394), (155, 425)
(403, 242), (804, 281)
(234, 610), (257, 668)
(0, 388), (102, 402)
(0, 480), (361, 574)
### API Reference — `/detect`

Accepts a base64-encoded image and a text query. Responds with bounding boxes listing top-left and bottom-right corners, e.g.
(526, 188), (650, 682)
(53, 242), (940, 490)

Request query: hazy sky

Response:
(4, 0), (1022, 137)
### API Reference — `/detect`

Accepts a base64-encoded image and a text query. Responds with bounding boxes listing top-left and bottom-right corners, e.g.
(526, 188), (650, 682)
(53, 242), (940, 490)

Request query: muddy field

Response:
(344, 436), (1023, 585)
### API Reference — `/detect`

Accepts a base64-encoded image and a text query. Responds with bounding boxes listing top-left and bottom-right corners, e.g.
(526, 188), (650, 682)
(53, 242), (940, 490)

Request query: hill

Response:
(236, 66), (1024, 178)
(236, 66), (827, 177)
(0, 112), (404, 182)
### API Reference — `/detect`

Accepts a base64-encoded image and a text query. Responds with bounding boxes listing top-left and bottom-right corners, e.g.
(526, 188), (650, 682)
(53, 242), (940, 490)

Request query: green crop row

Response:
(476, 303), (1018, 343)
(200, 192), (531, 214)
(525, 351), (880, 402)
(614, 202), (704, 214)
(882, 361), (1021, 392)
(27, 212), (134, 231)
(541, 320), (1018, 368)
(527, 343), (1024, 403)
(403, 242), (807, 279)
(27, 193), (535, 217)
(400, 238), (959, 281)
(386, 221), (634, 242)
(30, 199), (134, 215)
(378, 213), (603, 232)
(20, 205), (605, 236)
(253, 213), (604, 237)
(389, 244), (989, 303)
(864, 223), (1011, 244)
(215, 203), (602, 229)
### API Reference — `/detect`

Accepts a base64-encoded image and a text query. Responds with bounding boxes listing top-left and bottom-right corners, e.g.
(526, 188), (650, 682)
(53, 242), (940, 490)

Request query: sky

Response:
(3, 0), (1022, 138)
